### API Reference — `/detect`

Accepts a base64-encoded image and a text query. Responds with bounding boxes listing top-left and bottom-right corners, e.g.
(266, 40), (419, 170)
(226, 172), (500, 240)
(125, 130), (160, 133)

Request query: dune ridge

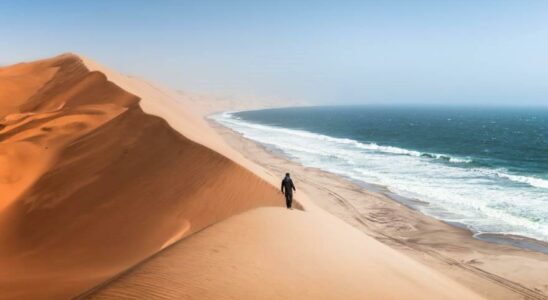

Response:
(0, 54), (283, 300)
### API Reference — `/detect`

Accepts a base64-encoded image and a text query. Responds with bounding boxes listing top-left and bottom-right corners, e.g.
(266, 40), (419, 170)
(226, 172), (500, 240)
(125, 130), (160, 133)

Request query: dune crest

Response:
(0, 54), (282, 300)
(0, 57), (59, 117)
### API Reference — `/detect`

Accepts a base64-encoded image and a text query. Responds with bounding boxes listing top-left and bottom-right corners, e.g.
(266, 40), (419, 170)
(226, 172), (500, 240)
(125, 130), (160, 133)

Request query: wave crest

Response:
(496, 172), (548, 189)
(217, 112), (472, 164)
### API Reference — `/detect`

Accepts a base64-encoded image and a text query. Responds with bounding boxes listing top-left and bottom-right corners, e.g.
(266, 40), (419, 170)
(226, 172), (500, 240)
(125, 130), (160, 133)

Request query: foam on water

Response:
(212, 112), (548, 242)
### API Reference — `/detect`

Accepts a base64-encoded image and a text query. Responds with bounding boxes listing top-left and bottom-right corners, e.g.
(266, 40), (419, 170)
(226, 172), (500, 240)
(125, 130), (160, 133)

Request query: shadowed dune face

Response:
(0, 54), (283, 300)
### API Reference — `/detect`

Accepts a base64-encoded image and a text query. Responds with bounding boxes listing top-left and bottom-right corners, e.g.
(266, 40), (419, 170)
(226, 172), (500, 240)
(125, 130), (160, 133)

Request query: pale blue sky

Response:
(1, 0), (547, 105)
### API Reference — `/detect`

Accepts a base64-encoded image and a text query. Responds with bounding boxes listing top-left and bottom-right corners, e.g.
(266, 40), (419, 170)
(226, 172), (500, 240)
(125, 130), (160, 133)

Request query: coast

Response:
(207, 110), (548, 300)
(74, 55), (485, 300)
(0, 53), (539, 300)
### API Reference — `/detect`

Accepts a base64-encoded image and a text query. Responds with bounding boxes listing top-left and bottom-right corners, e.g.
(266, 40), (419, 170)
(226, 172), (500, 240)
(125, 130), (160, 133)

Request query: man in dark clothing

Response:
(281, 173), (296, 209)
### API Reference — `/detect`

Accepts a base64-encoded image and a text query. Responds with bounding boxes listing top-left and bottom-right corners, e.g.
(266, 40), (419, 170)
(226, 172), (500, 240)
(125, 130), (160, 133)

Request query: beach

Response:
(0, 54), (544, 300)
(206, 111), (548, 299)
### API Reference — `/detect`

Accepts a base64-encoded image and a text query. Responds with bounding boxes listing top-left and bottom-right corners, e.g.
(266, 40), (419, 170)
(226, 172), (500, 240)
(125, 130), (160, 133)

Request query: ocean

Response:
(212, 106), (548, 244)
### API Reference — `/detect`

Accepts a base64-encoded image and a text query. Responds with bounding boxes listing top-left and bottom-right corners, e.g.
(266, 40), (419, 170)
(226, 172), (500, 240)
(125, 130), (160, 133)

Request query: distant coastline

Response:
(212, 111), (548, 254)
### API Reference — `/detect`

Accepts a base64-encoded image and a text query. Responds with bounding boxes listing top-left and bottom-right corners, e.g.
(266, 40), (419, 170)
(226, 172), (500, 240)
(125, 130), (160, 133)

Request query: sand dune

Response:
(0, 54), (282, 300)
(0, 54), (483, 300)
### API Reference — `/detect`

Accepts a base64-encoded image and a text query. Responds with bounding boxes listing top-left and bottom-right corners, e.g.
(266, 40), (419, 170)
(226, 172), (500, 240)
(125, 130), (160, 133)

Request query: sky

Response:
(1, 0), (548, 106)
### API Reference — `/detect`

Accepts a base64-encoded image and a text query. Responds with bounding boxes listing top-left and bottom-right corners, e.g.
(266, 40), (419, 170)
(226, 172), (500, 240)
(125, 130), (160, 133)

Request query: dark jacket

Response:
(281, 176), (296, 194)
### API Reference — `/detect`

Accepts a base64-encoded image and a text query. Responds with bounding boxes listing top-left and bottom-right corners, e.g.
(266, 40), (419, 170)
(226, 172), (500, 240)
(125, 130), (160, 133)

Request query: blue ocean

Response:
(212, 106), (548, 243)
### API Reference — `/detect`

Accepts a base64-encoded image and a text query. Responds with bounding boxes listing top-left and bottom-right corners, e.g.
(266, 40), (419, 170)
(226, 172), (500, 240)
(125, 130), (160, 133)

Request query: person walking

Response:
(281, 173), (296, 209)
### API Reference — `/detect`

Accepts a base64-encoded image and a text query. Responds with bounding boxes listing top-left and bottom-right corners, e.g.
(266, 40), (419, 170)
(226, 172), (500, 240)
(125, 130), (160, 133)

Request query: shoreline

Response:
(355, 179), (548, 255)
(207, 114), (548, 299)
(209, 111), (548, 254)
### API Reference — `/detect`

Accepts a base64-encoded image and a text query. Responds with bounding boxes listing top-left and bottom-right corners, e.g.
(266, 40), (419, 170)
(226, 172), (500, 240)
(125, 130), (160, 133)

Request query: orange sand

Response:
(0, 54), (282, 300)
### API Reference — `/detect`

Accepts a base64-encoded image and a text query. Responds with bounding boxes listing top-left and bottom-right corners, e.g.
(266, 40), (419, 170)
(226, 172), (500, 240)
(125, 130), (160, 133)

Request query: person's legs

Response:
(285, 192), (292, 209)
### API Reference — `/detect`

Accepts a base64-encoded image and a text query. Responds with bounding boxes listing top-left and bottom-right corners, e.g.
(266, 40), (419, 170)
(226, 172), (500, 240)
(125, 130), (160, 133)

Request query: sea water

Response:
(212, 106), (548, 243)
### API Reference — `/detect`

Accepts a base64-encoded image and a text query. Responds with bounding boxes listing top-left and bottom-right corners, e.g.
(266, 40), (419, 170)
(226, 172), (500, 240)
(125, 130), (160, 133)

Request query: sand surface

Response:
(83, 208), (482, 300)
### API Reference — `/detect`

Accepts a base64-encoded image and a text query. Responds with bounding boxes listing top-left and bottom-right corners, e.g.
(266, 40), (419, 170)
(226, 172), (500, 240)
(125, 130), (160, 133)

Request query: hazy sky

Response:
(1, 0), (548, 105)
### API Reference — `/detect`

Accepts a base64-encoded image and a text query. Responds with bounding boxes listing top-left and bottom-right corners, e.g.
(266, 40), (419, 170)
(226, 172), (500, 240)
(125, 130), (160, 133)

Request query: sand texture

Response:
(83, 208), (482, 300)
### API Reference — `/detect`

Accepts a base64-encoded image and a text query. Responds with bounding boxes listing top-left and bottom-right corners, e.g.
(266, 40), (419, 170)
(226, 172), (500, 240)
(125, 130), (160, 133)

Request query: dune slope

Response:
(83, 208), (483, 300)
(0, 54), (282, 300)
